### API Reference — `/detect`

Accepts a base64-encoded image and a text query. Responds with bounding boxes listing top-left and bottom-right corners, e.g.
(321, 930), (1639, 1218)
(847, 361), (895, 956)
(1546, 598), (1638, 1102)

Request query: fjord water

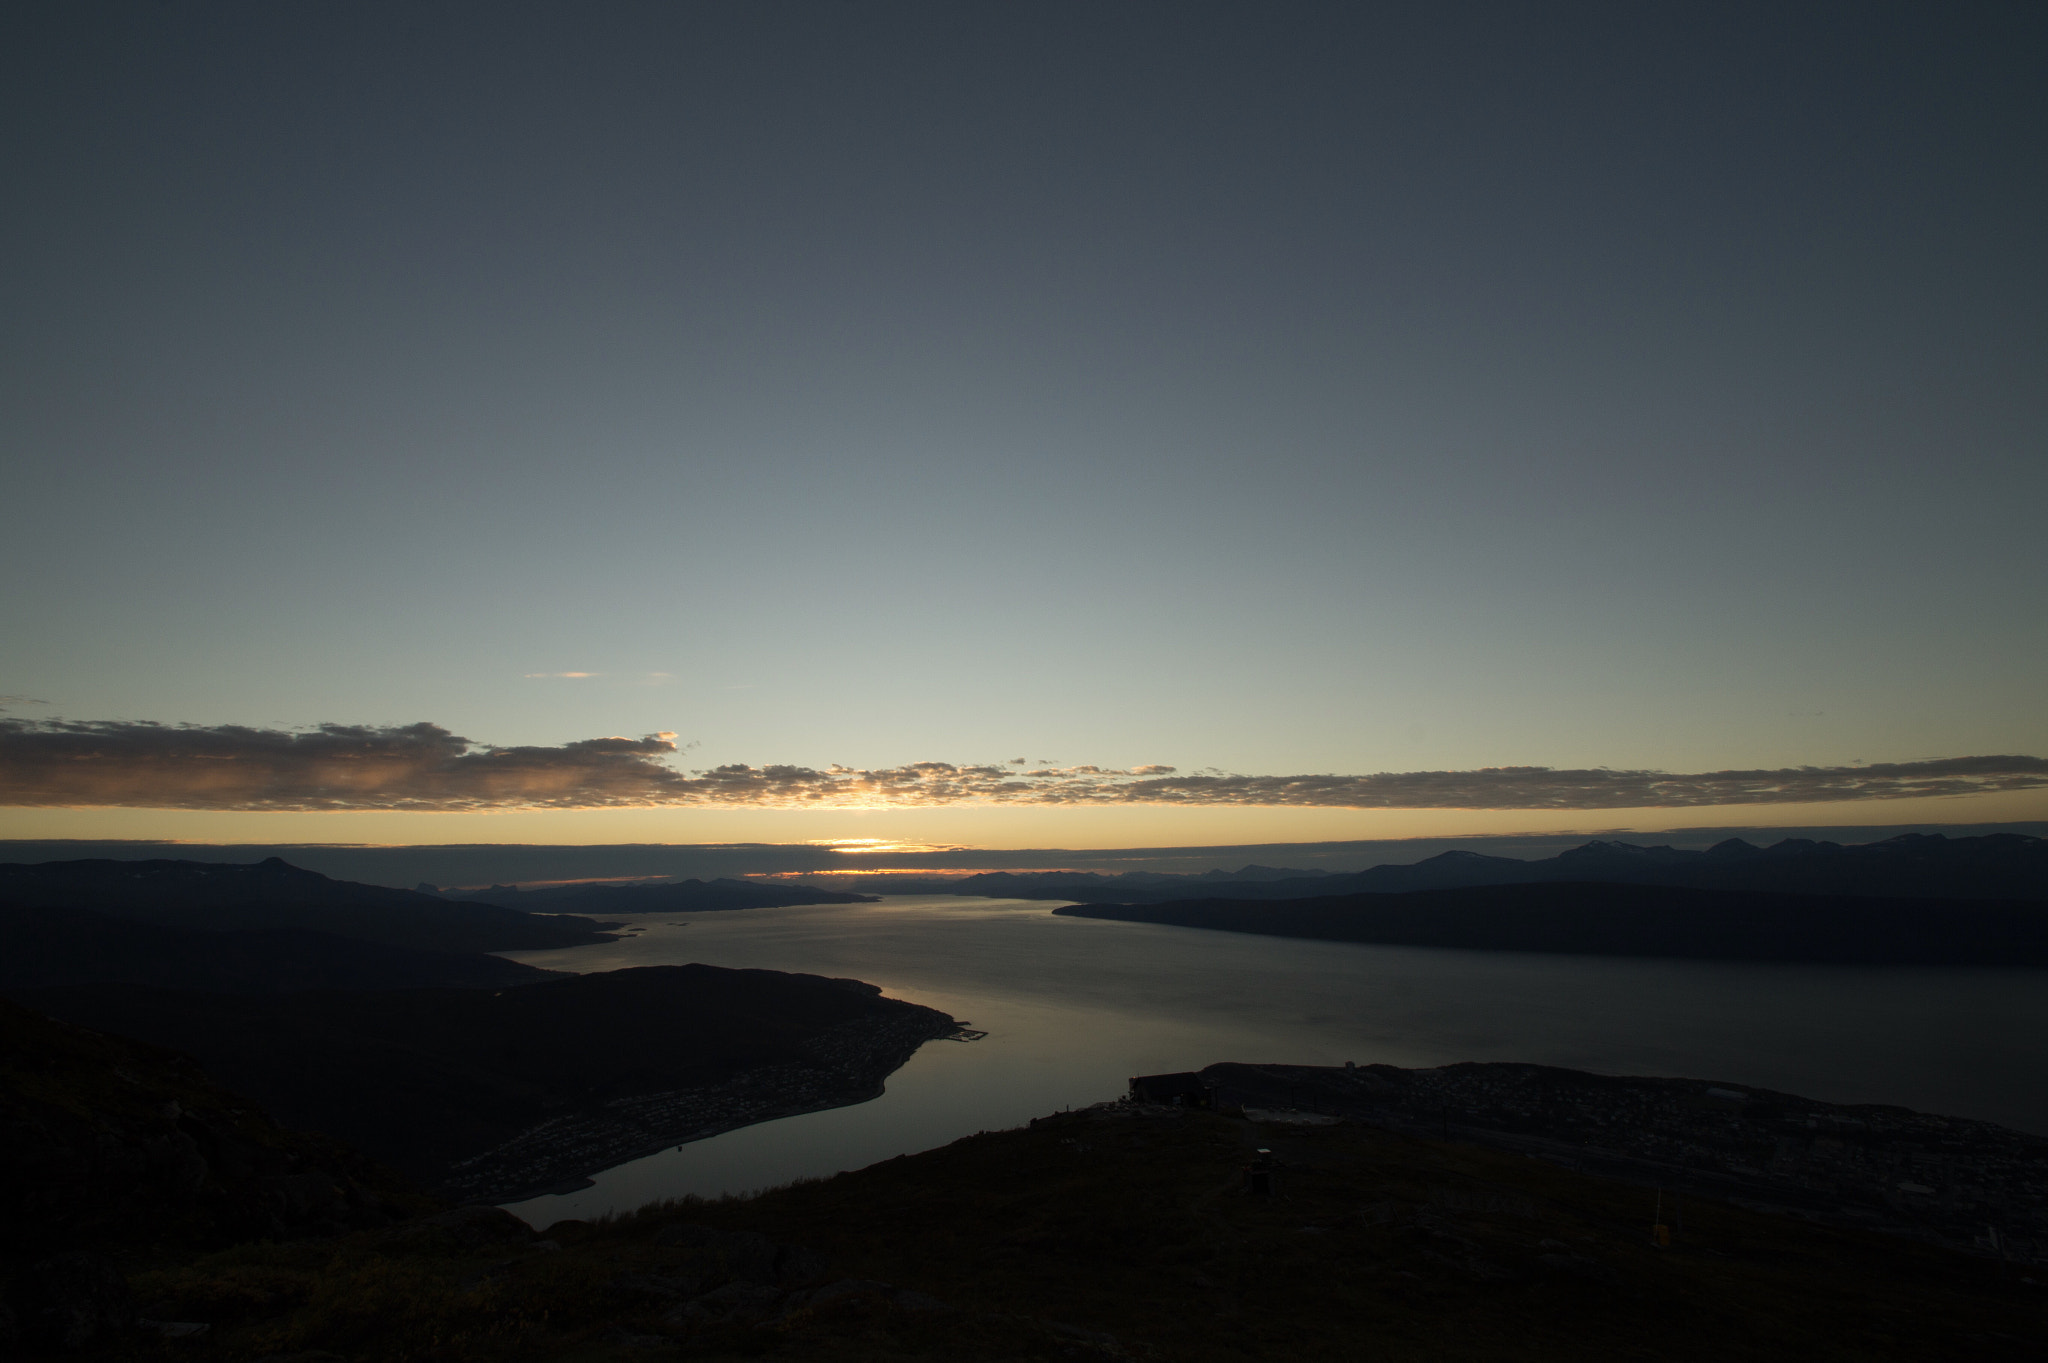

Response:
(500, 896), (2048, 1223)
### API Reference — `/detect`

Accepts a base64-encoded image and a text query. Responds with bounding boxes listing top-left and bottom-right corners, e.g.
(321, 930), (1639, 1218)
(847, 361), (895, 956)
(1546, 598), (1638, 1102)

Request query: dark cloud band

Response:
(0, 720), (688, 812)
(2, 719), (2042, 812)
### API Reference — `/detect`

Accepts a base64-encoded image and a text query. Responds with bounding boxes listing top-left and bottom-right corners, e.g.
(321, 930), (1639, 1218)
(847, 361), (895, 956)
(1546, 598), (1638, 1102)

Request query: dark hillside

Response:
(14, 965), (958, 1202)
(0, 1000), (434, 1261)
(110, 1098), (2046, 1362)
(0, 907), (557, 992)
(0, 858), (616, 952)
(1197, 1061), (2048, 1254)
(1056, 881), (2048, 965)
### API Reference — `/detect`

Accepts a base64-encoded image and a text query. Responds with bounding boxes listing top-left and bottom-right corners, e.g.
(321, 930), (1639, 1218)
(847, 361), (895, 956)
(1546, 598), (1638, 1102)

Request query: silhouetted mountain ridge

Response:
(0, 857), (618, 952)
(0, 906), (558, 992)
(990, 832), (2048, 903)
(446, 876), (878, 914)
(820, 864), (1336, 896)
(1055, 881), (2048, 965)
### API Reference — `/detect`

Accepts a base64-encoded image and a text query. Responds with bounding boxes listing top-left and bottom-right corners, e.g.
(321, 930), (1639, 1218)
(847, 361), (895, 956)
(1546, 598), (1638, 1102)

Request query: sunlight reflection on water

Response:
(499, 895), (2048, 1222)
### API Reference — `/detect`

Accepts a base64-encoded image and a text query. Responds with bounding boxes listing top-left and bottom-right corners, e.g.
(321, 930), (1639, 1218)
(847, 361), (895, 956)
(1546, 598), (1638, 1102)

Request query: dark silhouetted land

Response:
(447, 876), (878, 915)
(12, 965), (958, 1203)
(1196, 1061), (2047, 1259)
(0, 906), (560, 992)
(0, 999), (437, 1258)
(7, 990), (2044, 1359)
(1056, 881), (2048, 966)
(911, 832), (2048, 904)
(0, 857), (619, 953)
(54, 1079), (2044, 1361)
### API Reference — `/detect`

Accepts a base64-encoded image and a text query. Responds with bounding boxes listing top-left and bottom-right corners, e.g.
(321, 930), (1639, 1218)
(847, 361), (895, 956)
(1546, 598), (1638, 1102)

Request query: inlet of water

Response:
(500, 895), (2048, 1223)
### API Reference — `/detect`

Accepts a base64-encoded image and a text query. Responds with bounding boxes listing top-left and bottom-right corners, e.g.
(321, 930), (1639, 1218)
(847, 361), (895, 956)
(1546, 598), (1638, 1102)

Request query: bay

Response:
(499, 895), (2048, 1224)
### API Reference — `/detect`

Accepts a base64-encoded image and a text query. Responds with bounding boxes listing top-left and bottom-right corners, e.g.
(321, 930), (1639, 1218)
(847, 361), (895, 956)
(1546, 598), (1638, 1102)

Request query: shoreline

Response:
(455, 1009), (962, 1206)
(1198, 1060), (2048, 1263)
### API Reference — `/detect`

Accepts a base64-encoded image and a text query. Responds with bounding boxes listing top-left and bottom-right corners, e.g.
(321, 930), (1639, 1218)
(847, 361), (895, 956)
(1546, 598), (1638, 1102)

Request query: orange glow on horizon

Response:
(2, 785), (2044, 850)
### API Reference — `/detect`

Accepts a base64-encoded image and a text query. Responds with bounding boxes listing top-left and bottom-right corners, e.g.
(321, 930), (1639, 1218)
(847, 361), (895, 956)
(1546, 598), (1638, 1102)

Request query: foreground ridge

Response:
(1192, 1061), (2047, 1265)
(69, 1091), (2041, 1361)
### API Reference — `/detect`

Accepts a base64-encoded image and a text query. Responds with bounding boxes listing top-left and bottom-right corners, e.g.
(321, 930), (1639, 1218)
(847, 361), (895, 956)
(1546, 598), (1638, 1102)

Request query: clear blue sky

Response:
(4, 2), (2043, 845)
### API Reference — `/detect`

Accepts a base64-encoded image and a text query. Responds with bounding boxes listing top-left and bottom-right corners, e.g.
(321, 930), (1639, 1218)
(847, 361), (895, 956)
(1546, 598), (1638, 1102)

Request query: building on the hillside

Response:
(1130, 1072), (1211, 1107)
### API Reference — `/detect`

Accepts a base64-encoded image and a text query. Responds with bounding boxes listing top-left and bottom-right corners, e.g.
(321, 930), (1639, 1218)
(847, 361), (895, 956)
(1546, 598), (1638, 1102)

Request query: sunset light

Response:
(4, 6), (2042, 1355)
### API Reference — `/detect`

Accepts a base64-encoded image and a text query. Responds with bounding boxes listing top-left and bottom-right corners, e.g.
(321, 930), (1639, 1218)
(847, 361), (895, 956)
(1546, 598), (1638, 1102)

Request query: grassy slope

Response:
(121, 1104), (2043, 1362)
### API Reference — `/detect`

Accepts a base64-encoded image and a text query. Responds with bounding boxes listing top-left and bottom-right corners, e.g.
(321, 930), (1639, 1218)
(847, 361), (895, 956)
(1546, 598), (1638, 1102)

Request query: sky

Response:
(3, 1), (2044, 849)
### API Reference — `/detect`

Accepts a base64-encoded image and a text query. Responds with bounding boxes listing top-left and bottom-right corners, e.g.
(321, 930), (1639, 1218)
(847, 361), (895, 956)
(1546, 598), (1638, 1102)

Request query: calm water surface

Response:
(501, 895), (2048, 1223)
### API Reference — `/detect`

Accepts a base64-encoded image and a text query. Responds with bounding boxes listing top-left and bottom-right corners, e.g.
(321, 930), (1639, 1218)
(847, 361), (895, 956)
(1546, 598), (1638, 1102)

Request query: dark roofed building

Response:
(1130, 1072), (1210, 1107)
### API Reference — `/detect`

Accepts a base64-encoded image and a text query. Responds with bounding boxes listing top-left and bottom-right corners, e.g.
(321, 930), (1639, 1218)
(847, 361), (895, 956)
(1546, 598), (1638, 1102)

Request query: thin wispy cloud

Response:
(523, 671), (674, 684)
(2, 718), (2042, 813)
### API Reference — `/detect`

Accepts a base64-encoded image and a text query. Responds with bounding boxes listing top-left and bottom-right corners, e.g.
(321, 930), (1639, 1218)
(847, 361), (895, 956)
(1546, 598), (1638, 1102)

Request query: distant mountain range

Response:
(1056, 881), (2048, 966)
(922, 833), (2047, 903)
(816, 864), (1335, 897)
(0, 856), (619, 952)
(442, 877), (878, 914)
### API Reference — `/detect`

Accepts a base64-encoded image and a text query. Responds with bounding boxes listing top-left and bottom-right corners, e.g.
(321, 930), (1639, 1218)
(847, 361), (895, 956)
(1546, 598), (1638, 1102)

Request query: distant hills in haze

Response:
(866, 832), (2048, 968)
(1056, 881), (2048, 967)
(439, 876), (878, 915)
(819, 864), (1342, 897)
(889, 832), (2048, 904)
(5, 823), (2043, 892)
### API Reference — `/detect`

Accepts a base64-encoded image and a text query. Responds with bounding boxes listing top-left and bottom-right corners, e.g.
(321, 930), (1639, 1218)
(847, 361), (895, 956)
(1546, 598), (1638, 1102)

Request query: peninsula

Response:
(13, 964), (961, 1204)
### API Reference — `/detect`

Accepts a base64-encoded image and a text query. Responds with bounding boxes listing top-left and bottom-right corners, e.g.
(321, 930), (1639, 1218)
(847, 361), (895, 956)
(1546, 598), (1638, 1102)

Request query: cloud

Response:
(1050, 757), (2048, 809)
(523, 672), (673, 683)
(0, 720), (692, 811)
(1, 718), (2042, 812)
